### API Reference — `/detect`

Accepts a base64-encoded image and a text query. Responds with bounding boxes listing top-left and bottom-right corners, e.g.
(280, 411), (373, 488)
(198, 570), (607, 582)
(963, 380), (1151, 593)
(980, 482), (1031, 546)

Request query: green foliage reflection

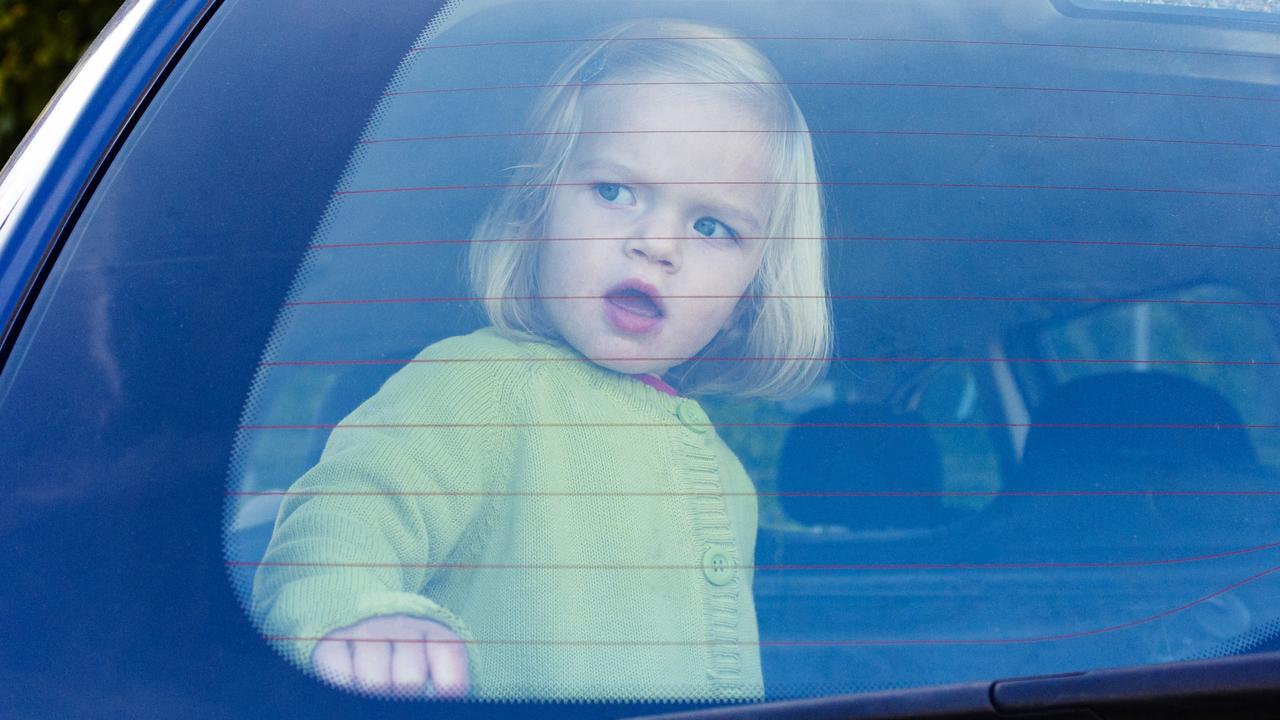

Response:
(0, 0), (123, 162)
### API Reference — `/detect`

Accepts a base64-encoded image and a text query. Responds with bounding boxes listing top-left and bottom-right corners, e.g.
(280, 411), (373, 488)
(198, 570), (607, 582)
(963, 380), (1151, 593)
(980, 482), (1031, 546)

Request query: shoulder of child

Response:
(369, 327), (563, 417)
(324, 327), (551, 462)
(413, 326), (543, 365)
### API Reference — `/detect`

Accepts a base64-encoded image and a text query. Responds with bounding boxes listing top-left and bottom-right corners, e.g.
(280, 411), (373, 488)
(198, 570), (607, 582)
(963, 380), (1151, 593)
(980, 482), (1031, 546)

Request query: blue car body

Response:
(3, 1), (1279, 717)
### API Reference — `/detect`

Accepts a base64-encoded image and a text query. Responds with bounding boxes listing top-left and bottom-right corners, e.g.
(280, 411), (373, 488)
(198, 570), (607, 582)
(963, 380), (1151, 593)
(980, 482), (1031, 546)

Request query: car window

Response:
(2, 0), (1278, 712)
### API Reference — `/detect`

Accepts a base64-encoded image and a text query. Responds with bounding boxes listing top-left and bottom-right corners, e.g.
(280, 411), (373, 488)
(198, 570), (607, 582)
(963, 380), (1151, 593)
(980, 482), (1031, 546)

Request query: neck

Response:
(631, 372), (678, 397)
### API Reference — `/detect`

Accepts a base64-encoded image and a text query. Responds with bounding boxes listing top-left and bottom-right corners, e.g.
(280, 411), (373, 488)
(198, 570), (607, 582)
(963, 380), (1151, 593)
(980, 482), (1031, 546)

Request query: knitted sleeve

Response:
(250, 333), (518, 673)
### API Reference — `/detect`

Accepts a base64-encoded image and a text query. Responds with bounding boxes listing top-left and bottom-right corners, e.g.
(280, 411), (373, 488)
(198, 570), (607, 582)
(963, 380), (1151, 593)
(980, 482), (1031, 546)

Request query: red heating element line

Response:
(260, 562), (1280, 647)
(305, 234), (1280, 252)
(227, 490), (1280, 498)
(257, 356), (1280, 368)
(408, 34), (1280, 62)
(236, 421), (1280, 430)
(282, 293), (1280, 308)
(358, 129), (1280, 151)
(383, 79), (1280, 105)
(332, 179), (1280, 199)
(227, 537), (1280, 572)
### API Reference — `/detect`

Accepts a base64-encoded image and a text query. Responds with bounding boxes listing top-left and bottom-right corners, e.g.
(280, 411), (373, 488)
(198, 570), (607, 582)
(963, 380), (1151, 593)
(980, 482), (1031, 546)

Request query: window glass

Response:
(226, 0), (1280, 701)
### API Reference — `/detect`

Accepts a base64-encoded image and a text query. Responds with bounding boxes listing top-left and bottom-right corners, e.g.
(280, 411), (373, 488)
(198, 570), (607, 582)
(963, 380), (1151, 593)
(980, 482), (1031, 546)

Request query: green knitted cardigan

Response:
(252, 327), (762, 700)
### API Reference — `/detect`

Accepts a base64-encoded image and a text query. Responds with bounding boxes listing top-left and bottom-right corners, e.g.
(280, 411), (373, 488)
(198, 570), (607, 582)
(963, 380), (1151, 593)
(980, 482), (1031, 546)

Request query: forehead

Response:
(571, 84), (779, 207)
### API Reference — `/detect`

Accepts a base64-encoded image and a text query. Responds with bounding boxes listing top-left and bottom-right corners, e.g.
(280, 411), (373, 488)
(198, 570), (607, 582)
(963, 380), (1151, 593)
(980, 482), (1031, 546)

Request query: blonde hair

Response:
(468, 19), (832, 399)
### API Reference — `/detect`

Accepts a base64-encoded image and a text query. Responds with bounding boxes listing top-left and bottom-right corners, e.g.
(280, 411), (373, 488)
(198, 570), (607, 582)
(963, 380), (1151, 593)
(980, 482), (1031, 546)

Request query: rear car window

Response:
(3, 0), (1278, 710)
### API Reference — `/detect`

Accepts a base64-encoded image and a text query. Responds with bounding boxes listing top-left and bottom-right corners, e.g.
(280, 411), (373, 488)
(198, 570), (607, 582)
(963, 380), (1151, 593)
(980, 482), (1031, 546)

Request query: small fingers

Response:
(311, 617), (469, 699)
(424, 625), (470, 698)
(390, 637), (430, 695)
(312, 637), (354, 688)
(351, 637), (393, 692)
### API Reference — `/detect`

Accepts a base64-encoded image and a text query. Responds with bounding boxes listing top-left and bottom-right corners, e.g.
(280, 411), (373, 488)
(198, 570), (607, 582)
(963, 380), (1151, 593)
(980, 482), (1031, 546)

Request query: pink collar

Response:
(630, 373), (679, 397)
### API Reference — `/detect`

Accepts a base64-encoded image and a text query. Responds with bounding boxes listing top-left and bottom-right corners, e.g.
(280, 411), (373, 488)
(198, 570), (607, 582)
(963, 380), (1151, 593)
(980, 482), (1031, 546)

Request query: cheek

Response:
(703, 254), (764, 331)
(711, 248), (766, 299)
(545, 189), (601, 238)
(536, 244), (573, 294)
(537, 240), (611, 296)
(682, 280), (751, 341)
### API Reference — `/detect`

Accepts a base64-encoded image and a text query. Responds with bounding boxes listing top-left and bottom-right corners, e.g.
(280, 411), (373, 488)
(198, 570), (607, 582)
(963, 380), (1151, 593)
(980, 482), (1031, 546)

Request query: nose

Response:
(622, 211), (683, 273)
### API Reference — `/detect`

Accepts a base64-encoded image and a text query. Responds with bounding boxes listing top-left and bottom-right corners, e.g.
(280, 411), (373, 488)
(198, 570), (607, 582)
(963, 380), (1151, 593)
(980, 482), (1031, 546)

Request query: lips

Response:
(603, 279), (665, 334)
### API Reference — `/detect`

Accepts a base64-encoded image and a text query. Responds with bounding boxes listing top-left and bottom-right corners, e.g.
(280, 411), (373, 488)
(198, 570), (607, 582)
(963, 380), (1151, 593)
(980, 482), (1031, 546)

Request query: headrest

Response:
(776, 403), (944, 529)
(1019, 371), (1257, 489)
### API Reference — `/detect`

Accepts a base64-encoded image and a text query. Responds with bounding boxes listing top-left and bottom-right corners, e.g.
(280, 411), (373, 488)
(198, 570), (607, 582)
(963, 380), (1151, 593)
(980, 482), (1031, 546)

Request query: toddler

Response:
(253, 18), (831, 701)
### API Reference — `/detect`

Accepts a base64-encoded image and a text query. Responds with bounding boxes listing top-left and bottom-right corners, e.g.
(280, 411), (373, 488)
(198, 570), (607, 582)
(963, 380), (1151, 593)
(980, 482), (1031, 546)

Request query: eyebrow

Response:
(570, 157), (768, 237)
(706, 202), (766, 238)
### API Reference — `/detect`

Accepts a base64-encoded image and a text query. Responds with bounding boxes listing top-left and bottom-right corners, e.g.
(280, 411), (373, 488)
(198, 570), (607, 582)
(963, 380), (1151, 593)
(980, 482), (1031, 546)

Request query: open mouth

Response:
(605, 286), (664, 319)
(603, 280), (665, 334)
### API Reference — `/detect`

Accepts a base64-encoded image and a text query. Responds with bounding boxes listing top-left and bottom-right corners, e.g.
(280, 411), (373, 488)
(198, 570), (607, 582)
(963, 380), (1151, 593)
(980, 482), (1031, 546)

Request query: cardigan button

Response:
(701, 545), (737, 586)
(675, 400), (710, 434)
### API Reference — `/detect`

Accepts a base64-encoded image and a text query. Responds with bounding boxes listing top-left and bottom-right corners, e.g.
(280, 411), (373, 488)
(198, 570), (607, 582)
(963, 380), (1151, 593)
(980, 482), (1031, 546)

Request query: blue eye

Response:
(693, 216), (738, 243)
(595, 183), (635, 205)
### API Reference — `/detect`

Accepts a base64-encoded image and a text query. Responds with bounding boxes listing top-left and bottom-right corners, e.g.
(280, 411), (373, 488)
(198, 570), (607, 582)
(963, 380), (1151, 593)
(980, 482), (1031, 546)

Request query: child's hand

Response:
(312, 614), (470, 697)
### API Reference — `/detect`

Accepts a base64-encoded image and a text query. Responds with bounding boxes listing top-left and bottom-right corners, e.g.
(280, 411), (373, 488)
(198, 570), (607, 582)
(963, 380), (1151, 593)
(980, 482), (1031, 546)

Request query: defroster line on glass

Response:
(228, 537), (1280, 572)
(237, 421), (1280, 430)
(283, 293), (1280, 308)
(306, 234), (1280, 252)
(333, 179), (1280, 199)
(383, 79), (1280, 104)
(258, 356), (1280, 368)
(359, 128), (1280, 151)
(229, 490), (1280, 498)
(307, 234), (1280, 251)
(409, 34), (1280, 62)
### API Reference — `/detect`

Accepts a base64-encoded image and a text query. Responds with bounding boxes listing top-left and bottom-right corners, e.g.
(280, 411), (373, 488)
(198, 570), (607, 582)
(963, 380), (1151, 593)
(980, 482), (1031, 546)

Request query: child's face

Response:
(537, 84), (772, 377)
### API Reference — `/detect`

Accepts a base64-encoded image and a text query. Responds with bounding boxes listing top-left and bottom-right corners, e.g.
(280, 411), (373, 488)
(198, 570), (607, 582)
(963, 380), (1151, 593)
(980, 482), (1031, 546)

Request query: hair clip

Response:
(578, 52), (607, 84)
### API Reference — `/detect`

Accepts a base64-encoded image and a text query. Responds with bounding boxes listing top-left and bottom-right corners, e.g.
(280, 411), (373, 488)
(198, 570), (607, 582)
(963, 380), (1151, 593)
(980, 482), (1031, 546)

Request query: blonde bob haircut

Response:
(468, 19), (832, 399)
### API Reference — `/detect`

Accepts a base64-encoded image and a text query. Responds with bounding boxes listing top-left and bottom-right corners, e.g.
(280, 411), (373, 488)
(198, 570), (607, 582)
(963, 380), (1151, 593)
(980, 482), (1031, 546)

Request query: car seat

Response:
(975, 371), (1270, 563)
(1020, 370), (1258, 484)
(774, 402), (948, 531)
